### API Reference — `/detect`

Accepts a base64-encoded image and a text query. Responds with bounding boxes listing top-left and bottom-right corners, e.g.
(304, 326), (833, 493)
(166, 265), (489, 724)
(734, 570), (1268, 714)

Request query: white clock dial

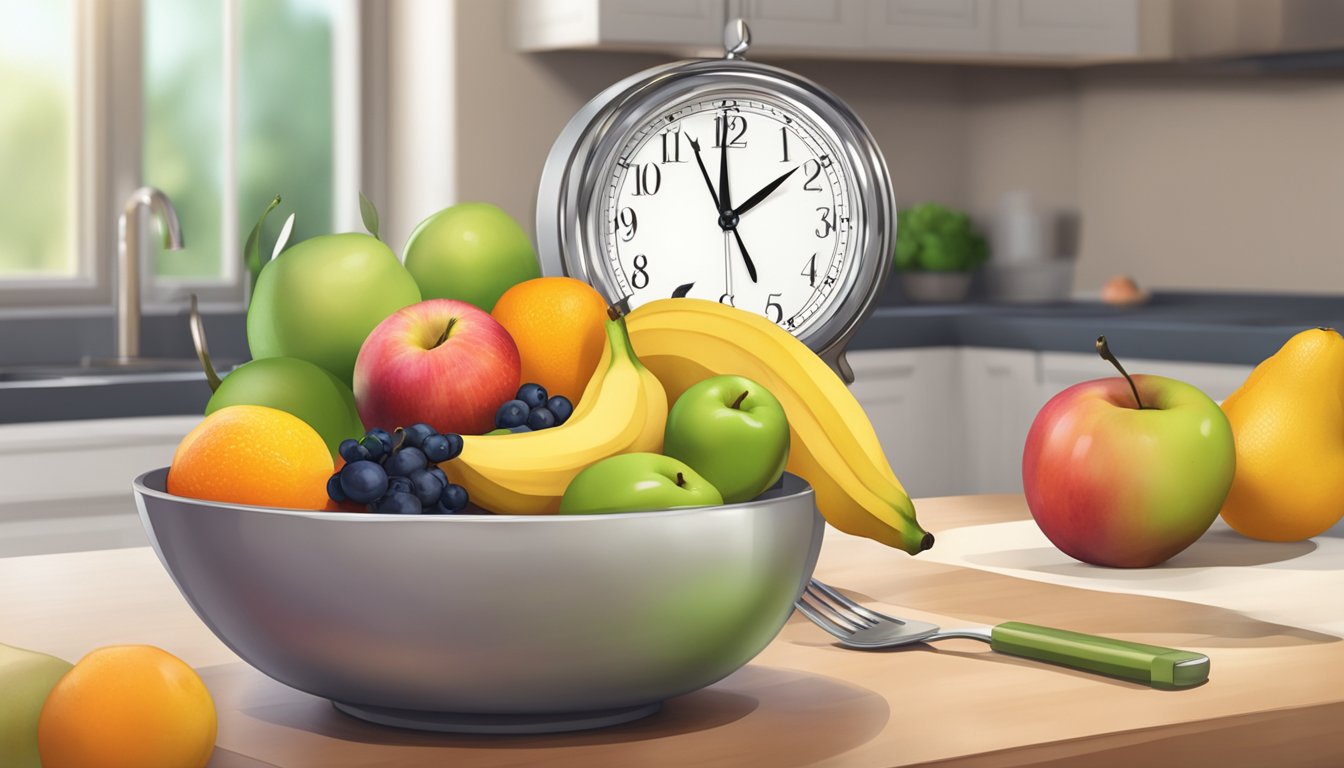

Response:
(600, 96), (854, 336)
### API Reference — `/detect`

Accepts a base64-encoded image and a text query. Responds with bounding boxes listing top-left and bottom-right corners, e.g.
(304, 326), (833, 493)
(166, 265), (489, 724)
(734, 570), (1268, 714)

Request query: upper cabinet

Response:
(513, 0), (1174, 64)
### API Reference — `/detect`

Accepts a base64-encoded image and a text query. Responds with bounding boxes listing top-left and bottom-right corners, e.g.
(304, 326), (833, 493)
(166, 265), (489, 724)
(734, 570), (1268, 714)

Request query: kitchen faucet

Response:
(115, 186), (183, 361)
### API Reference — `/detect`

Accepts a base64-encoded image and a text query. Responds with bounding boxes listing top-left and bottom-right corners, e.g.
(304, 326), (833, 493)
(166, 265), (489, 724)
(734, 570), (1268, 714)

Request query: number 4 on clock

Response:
(801, 253), (817, 286)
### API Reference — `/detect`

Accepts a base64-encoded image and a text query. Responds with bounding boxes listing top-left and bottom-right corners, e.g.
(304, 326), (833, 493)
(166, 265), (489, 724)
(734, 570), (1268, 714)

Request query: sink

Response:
(0, 359), (242, 385)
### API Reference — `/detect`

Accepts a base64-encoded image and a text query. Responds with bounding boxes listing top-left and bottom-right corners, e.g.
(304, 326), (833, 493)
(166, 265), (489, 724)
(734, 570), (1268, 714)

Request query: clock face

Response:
(598, 95), (855, 338)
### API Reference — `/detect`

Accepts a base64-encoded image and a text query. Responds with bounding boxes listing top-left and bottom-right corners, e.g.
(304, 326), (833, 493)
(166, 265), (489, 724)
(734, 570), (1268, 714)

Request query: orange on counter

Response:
(491, 276), (608, 401)
(38, 645), (216, 768)
(167, 404), (333, 509)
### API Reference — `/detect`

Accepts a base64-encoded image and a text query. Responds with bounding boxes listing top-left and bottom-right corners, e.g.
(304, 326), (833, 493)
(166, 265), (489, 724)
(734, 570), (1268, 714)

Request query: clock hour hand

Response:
(733, 166), (799, 218)
(686, 136), (721, 212)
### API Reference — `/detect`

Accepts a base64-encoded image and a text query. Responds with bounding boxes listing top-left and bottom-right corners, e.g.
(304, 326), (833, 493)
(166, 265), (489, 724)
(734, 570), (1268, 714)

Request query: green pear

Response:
(0, 643), (72, 768)
(247, 233), (421, 386)
(206, 356), (364, 460)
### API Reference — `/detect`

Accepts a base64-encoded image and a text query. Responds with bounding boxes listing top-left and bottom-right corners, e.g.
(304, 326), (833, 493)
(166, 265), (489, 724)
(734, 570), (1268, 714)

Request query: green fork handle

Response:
(990, 622), (1209, 689)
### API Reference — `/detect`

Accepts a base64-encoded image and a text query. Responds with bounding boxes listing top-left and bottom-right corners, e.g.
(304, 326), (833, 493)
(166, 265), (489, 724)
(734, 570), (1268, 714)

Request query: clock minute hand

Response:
(731, 228), (758, 283)
(733, 166), (799, 218)
(686, 136), (721, 212)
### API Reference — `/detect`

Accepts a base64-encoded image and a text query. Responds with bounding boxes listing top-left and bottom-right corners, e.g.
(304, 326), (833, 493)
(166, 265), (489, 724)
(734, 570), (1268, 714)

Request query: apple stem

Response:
(433, 318), (457, 349)
(188, 293), (222, 393)
(730, 390), (749, 410)
(675, 472), (686, 488)
(1096, 335), (1145, 409)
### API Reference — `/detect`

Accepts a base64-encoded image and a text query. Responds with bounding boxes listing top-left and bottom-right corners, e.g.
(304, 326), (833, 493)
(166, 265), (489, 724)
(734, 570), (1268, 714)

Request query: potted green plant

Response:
(893, 203), (990, 303)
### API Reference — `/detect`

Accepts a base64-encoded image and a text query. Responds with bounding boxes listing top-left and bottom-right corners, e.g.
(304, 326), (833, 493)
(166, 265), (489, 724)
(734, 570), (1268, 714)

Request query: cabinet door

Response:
(959, 348), (1044, 495)
(737, 0), (867, 51)
(994, 0), (1140, 57)
(848, 348), (965, 498)
(863, 0), (994, 54)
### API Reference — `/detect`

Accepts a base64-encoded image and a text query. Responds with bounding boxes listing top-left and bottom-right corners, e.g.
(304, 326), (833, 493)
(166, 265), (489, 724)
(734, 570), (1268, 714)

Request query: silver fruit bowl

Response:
(133, 468), (823, 734)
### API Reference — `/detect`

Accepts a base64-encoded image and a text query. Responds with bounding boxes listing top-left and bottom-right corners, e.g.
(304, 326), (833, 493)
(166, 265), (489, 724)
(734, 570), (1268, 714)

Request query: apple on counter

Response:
(1021, 336), (1236, 568)
(663, 375), (790, 504)
(559, 453), (722, 515)
(353, 299), (522, 436)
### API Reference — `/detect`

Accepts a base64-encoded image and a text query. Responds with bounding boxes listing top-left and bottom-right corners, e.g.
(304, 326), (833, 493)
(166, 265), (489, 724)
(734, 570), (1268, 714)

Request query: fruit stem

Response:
(675, 472), (686, 488)
(730, 390), (749, 410)
(433, 318), (457, 349)
(1096, 335), (1144, 409)
(189, 294), (222, 393)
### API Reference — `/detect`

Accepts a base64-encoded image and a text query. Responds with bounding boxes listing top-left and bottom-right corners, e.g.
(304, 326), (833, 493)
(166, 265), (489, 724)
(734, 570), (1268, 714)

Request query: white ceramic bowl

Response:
(133, 468), (823, 734)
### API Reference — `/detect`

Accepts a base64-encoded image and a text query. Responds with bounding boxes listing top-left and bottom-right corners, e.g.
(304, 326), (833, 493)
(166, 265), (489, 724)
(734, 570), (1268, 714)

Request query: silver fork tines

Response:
(799, 579), (897, 639)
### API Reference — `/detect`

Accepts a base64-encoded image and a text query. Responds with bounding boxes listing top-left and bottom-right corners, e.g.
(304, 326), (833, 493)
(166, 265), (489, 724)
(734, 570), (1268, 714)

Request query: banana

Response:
(626, 298), (932, 555)
(441, 315), (666, 514)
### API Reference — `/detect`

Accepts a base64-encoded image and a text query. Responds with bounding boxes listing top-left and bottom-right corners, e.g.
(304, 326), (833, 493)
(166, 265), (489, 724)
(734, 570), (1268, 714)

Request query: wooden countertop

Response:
(2, 494), (1341, 767)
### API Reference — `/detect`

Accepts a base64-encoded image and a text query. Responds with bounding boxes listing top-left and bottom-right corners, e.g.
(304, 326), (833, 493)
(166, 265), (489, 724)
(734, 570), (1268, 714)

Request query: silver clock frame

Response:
(536, 45), (894, 383)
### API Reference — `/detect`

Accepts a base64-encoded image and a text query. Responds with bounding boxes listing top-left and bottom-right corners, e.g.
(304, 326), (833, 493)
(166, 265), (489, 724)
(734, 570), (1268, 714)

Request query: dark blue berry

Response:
(326, 473), (346, 503)
(517, 383), (548, 409)
(546, 396), (574, 425)
(339, 461), (388, 504)
(402, 423), (436, 449)
(427, 466), (448, 487)
(442, 433), (463, 460)
(385, 446), (428, 477)
(526, 407), (557, 430)
(439, 483), (469, 512)
(388, 476), (412, 496)
(495, 400), (529, 429)
(339, 438), (370, 463)
(359, 435), (387, 461)
(367, 428), (393, 450)
(421, 434), (452, 463)
(509, 425), (532, 433)
(378, 492), (422, 515)
(409, 469), (445, 505)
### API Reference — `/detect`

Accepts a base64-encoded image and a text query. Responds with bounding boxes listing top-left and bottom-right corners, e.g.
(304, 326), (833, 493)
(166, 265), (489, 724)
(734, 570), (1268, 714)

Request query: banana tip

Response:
(920, 532), (935, 552)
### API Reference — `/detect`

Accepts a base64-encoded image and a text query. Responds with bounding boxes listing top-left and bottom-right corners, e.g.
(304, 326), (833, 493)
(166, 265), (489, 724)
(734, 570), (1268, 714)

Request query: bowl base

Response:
(332, 700), (662, 734)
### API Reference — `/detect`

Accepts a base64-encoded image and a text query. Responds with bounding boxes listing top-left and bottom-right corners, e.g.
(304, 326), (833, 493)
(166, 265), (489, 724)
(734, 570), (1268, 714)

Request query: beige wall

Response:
(406, 2), (1344, 296)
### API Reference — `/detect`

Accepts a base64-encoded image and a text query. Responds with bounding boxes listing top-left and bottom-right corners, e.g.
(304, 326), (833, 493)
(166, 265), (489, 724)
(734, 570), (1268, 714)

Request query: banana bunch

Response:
(626, 298), (932, 555)
(442, 315), (666, 514)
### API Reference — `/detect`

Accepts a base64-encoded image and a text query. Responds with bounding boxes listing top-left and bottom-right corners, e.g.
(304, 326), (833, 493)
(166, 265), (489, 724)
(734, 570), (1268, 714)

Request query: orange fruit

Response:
(38, 645), (216, 768)
(491, 276), (608, 401)
(167, 404), (333, 509)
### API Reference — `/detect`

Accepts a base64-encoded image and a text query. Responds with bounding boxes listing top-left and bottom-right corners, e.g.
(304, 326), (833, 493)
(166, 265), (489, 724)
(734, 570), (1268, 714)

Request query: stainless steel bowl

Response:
(133, 468), (823, 734)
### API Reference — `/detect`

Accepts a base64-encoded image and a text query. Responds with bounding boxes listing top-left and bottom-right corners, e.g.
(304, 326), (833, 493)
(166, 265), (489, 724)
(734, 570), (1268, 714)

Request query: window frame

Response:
(0, 0), (367, 315)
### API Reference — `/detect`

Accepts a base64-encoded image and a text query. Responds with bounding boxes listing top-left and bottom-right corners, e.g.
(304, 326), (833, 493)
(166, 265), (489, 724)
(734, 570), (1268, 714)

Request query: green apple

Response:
(206, 356), (364, 460)
(0, 642), (72, 768)
(663, 375), (790, 504)
(402, 202), (540, 312)
(247, 233), (421, 386)
(559, 453), (722, 514)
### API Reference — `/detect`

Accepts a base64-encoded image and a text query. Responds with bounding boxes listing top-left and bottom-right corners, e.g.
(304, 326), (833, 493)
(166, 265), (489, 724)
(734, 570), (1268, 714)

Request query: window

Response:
(0, 0), (360, 310)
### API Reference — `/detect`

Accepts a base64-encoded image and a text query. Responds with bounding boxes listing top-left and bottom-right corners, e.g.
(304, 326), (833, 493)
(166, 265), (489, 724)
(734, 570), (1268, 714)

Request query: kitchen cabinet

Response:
(514, 0), (1173, 64)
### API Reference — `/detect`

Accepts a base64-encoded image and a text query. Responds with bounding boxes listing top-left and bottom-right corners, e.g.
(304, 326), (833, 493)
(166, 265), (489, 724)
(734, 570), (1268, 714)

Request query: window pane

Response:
(0, 0), (72, 278)
(239, 0), (336, 252)
(144, 0), (225, 280)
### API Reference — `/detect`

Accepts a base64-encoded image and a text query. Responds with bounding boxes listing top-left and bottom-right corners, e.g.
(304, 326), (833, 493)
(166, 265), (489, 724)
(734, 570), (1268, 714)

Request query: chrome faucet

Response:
(116, 187), (183, 361)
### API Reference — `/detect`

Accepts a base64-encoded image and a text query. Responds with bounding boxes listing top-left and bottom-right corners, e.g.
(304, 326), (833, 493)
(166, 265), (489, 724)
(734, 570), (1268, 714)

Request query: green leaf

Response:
(245, 195), (282, 287)
(359, 191), (381, 240)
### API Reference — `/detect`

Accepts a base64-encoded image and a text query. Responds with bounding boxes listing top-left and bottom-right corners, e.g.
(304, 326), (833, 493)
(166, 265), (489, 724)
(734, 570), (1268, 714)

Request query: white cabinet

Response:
(958, 348), (1044, 494)
(994, 0), (1143, 58)
(735, 0), (867, 52)
(847, 348), (965, 498)
(863, 0), (995, 55)
(514, 0), (724, 53)
(1039, 352), (1252, 405)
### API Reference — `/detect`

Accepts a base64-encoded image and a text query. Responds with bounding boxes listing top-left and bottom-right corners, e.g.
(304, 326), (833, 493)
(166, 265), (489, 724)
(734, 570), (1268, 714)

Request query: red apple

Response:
(354, 299), (521, 435)
(1021, 338), (1236, 568)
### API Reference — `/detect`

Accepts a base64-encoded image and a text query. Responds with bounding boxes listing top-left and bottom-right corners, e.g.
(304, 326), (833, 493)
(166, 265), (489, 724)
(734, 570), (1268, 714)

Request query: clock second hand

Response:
(721, 230), (734, 305)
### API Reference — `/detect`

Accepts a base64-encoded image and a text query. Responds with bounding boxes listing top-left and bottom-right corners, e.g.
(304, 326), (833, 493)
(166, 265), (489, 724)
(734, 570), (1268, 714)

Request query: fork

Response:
(797, 579), (1209, 689)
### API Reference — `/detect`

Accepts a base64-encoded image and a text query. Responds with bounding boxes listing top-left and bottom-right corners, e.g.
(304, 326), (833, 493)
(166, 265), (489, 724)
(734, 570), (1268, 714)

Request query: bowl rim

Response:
(134, 467), (814, 524)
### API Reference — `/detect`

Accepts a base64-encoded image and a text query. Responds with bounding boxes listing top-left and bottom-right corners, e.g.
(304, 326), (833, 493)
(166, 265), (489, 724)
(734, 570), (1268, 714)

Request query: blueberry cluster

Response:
(327, 423), (469, 514)
(494, 383), (574, 432)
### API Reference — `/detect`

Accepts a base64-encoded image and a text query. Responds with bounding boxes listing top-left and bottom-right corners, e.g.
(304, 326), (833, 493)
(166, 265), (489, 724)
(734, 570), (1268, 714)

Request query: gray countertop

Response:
(2, 291), (1339, 424)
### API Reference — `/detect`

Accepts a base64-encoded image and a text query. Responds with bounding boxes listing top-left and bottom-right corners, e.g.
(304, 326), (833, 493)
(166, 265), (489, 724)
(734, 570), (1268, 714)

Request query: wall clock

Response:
(537, 20), (894, 382)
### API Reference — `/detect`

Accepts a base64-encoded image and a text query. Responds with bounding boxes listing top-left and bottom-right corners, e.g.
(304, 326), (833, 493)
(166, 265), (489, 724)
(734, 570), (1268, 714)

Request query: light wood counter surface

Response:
(2, 494), (1341, 767)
